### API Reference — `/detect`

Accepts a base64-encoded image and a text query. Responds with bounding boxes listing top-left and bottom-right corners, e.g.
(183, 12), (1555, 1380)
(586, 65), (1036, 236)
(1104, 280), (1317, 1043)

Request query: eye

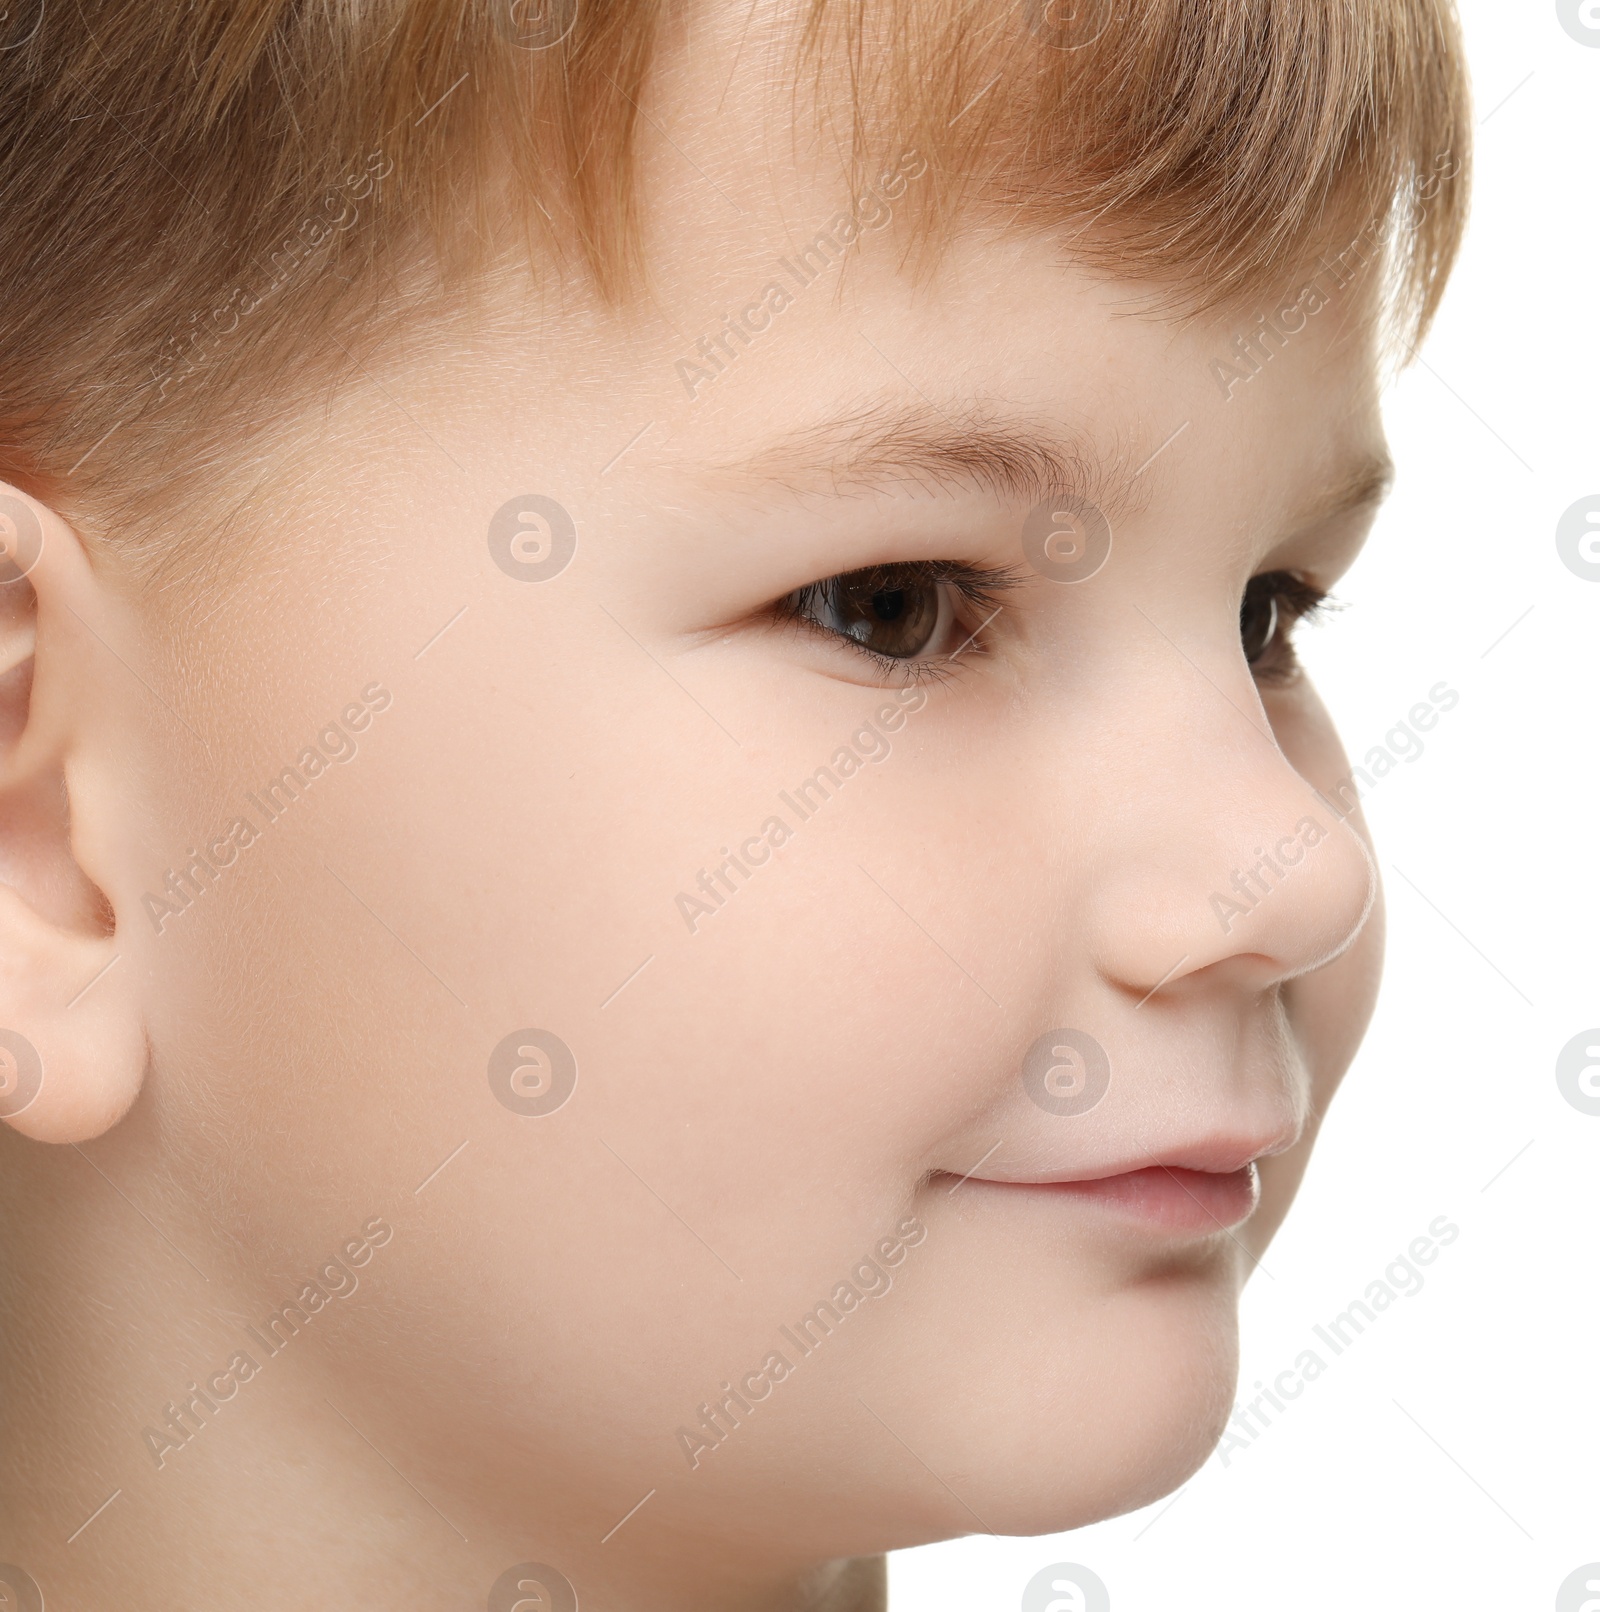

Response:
(777, 561), (1021, 676)
(1240, 571), (1332, 685)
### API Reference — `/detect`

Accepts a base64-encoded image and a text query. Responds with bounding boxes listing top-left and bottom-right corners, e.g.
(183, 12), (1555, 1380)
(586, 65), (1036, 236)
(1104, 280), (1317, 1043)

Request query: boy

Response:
(0, 1), (1468, 1608)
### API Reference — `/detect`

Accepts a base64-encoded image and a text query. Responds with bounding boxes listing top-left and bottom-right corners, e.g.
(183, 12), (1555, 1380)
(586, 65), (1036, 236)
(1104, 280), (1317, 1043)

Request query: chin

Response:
(866, 1259), (1244, 1543)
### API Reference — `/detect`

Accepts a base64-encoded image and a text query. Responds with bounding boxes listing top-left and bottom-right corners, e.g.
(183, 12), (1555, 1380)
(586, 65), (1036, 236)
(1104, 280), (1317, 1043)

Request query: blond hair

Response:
(0, 0), (1469, 568)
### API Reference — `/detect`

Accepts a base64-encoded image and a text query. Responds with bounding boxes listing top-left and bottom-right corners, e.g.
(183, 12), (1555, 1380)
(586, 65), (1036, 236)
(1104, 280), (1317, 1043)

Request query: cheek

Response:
(142, 594), (1011, 1473)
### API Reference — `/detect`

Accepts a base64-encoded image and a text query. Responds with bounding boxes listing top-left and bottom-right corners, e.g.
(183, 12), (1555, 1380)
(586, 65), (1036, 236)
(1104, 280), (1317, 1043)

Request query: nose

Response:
(1080, 674), (1377, 1002)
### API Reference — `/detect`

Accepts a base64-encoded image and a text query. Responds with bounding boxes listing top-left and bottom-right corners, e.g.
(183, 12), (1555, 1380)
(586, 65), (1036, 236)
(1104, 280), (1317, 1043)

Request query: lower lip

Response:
(1007, 1163), (1261, 1233)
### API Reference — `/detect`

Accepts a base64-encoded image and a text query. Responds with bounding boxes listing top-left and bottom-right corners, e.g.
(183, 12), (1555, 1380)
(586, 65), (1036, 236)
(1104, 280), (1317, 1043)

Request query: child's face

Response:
(76, 39), (1387, 1581)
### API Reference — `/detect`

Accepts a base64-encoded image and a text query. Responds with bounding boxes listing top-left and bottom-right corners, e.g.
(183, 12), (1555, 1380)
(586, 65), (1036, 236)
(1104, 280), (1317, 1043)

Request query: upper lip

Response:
(961, 1130), (1295, 1187)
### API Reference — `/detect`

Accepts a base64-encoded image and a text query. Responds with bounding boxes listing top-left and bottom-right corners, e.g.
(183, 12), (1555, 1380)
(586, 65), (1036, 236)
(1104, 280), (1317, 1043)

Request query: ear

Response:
(0, 485), (145, 1142)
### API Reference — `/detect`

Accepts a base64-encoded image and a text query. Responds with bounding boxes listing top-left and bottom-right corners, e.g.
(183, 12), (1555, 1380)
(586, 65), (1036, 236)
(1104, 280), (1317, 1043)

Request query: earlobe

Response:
(0, 487), (146, 1143)
(0, 883), (145, 1143)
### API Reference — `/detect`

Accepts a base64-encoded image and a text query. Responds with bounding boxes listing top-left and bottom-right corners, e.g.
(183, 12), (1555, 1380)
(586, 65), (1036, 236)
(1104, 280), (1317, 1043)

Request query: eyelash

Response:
(774, 560), (1026, 684)
(1244, 571), (1335, 686)
(774, 562), (1335, 685)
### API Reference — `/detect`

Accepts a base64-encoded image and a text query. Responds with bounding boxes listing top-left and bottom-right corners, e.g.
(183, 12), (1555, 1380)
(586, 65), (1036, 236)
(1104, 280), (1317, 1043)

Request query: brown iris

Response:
(1239, 570), (1329, 683)
(821, 566), (942, 659)
(1239, 572), (1282, 665)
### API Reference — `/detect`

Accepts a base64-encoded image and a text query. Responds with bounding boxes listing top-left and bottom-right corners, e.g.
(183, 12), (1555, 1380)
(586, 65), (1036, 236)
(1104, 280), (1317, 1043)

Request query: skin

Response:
(0, 20), (1392, 1612)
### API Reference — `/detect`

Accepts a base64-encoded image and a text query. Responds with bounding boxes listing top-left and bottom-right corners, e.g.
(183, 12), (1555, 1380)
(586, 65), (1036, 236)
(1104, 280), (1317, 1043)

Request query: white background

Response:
(891, 2), (1600, 1606)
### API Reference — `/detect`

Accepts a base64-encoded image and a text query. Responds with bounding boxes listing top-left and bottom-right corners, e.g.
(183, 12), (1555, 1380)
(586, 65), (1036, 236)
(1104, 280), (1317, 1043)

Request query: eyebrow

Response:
(708, 395), (1394, 534)
(1291, 452), (1396, 529)
(708, 398), (1143, 520)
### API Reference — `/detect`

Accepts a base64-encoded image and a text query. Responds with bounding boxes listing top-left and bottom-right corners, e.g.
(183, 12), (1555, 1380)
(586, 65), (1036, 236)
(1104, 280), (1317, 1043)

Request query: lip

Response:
(1022, 1161), (1262, 1232)
(952, 1134), (1283, 1235)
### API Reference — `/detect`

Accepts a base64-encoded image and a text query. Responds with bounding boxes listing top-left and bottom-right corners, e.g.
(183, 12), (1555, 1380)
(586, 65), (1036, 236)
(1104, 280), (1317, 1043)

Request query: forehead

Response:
(523, 0), (1423, 572)
(598, 205), (1387, 558)
(566, 23), (1390, 538)
(617, 0), (1460, 332)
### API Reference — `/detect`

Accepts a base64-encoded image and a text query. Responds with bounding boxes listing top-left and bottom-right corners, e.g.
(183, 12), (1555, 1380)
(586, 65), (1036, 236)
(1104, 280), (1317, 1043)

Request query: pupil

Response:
(830, 568), (940, 658)
(1240, 580), (1278, 663)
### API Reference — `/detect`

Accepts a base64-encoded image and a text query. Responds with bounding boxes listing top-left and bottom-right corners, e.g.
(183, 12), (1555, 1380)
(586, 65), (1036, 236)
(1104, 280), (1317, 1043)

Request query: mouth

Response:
(1025, 1160), (1262, 1233)
(946, 1137), (1280, 1236)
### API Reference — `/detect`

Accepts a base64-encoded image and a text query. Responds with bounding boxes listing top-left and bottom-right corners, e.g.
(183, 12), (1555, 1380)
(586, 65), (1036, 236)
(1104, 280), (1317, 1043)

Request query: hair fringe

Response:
(0, 0), (1469, 567)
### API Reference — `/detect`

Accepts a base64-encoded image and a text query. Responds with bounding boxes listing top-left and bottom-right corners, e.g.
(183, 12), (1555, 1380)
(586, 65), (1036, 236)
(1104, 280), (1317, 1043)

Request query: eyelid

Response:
(1247, 570), (1338, 686)
(775, 559), (1024, 683)
(1267, 572), (1334, 620)
(778, 558), (1025, 615)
